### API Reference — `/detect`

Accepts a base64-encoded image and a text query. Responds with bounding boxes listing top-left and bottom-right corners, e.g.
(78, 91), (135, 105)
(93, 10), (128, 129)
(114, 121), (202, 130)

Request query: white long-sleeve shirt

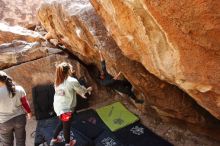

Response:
(53, 76), (88, 116)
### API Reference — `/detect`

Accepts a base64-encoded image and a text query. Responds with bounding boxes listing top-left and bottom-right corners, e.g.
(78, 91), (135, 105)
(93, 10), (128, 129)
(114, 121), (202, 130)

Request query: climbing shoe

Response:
(65, 139), (76, 146)
(135, 98), (144, 104)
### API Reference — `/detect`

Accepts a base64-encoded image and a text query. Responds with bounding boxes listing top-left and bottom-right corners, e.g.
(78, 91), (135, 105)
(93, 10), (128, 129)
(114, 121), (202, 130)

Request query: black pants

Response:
(110, 80), (142, 102)
(112, 80), (134, 96)
(101, 78), (143, 103)
(53, 115), (73, 143)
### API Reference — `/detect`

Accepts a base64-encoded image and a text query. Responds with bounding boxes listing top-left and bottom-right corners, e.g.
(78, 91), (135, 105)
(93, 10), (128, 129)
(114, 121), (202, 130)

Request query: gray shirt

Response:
(0, 85), (26, 123)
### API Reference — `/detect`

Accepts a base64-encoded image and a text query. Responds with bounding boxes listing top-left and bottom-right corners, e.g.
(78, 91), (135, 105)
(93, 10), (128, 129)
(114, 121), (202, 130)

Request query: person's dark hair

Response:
(0, 71), (16, 97)
(55, 62), (72, 87)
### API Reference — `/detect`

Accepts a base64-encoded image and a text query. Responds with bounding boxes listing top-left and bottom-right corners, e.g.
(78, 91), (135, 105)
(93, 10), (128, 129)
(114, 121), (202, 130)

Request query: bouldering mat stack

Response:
(96, 102), (139, 132)
(114, 122), (173, 146)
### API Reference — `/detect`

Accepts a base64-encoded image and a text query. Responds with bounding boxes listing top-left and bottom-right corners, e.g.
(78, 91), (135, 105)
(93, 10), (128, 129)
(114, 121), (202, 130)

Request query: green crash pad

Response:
(96, 102), (139, 132)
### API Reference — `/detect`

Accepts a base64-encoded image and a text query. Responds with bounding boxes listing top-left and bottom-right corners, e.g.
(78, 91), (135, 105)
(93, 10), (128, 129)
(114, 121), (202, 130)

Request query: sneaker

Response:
(49, 139), (58, 146)
(129, 95), (144, 104)
(49, 137), (62, 146)
(65, 139), (76, 146)
(135, 98), (144, 104)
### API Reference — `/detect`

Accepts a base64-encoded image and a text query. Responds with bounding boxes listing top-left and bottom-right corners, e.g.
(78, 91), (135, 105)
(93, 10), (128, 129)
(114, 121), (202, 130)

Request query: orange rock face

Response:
(37, 0), (98, 61)
(0, 0), (43, 27)
(37, 0), (220, 139)
(90, 0), (220, 119)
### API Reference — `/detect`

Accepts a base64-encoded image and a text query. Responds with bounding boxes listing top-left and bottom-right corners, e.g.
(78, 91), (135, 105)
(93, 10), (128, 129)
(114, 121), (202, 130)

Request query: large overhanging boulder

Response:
(37, 0), (220, 139)
(90, 0), (220, 120)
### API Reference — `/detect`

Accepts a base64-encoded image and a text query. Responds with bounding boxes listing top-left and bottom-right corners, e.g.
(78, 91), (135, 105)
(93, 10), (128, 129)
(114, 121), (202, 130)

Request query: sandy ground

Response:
(26, 118), (37, 146)
(26, 96), (220, 146)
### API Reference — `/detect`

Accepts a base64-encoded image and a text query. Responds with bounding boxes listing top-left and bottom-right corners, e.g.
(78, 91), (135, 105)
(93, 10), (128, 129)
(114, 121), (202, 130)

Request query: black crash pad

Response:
(114, 122), (173, 146)
(72, 120), (103, 140)
(95, 131), (124, 146)
(74, 109), (109, 131)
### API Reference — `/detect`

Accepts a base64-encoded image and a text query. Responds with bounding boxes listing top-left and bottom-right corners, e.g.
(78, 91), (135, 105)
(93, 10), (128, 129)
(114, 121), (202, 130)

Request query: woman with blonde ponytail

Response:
(50, 62), (92, 146)
(0, 71), (32, 146)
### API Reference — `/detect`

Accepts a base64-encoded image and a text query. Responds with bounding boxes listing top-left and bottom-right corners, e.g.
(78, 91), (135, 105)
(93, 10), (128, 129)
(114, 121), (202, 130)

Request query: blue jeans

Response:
(0, 114), (26, 146)
(35, 117), (59, 145)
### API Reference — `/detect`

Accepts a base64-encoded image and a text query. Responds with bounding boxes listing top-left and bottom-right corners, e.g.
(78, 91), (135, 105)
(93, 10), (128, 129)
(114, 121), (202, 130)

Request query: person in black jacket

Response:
(98, 50), (144, 104)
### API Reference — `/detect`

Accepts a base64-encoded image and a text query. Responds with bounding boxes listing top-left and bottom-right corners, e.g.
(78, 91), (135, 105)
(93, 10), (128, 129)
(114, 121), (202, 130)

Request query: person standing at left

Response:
(0, 71), (32, 146)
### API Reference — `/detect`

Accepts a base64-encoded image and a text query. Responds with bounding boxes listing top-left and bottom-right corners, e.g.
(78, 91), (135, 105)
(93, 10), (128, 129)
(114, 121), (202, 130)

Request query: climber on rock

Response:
(97, 49), (144, 104)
